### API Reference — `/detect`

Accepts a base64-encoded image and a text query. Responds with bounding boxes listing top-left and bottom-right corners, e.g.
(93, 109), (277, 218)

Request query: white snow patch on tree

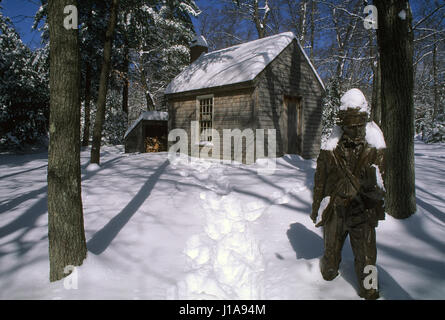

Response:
(86, 163), (101, 172)
(398, 10), (407, 20)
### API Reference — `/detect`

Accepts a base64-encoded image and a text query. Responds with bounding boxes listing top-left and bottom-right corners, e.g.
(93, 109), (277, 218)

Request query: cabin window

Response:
(197, 95), (213, 142)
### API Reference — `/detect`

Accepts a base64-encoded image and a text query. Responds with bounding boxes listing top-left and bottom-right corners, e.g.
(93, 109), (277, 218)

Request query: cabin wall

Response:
(255, 40), (325, 159)
(167, 88), (256, 162)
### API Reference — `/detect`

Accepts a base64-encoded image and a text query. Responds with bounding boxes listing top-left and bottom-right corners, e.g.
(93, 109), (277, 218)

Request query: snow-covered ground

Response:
(0, 140), (444, 300)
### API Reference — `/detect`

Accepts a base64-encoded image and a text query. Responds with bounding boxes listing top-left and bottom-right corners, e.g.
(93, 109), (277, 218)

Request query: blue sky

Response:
(0, 0), (212, 49)
(1, 0), (43, 49)
(0, 0), (427, 50)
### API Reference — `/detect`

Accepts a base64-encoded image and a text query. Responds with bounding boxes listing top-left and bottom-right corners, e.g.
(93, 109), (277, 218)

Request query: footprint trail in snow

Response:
(169, 161), (266, 299)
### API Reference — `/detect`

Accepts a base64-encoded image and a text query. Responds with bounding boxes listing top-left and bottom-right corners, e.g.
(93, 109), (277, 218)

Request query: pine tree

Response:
(122, 0), (199, 116)
(0, 10), (49, 148)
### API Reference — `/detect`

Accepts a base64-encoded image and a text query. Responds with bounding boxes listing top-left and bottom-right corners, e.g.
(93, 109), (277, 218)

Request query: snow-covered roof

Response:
(124, 111), (168, 139)
(165, 31), (325, 95)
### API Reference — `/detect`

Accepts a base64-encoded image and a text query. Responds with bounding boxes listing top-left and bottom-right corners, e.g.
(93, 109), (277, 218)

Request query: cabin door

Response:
(283, 96), (302, 155)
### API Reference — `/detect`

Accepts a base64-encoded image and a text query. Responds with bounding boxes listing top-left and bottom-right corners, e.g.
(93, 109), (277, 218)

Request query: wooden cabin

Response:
(165, 32), (325, 162)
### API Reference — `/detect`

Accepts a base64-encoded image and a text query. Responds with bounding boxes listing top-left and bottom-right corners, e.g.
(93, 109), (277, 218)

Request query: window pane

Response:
(198, 97), (213, 142)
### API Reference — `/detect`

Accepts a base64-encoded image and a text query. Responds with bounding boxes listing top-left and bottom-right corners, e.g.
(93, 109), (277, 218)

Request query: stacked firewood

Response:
(145, 136), (166, 153)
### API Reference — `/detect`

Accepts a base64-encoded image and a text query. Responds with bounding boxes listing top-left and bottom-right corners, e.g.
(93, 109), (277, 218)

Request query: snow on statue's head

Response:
(337, 89), (369, 126)
(323, 88), (386, 150)
(339, 88), (369, 114)
(337, 88), (369, 142)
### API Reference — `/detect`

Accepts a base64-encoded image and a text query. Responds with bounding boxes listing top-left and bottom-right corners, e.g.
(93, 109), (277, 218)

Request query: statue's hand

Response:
(310, 210), (318, 224)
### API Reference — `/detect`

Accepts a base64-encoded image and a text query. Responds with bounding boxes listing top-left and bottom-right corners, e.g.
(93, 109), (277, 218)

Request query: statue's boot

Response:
(359, 287), (380, 300)
(320, 255), (339, 281)
(349, 223), (379, 300)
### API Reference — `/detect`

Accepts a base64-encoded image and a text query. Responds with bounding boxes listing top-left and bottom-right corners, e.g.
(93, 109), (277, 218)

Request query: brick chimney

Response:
(190, 35), (208, 64)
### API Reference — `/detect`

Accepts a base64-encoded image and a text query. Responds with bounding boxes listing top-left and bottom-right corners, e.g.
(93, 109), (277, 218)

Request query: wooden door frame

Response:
(283, 95), (303, 155)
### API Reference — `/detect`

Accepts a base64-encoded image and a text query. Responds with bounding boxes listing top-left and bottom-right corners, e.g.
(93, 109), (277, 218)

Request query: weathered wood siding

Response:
(254, 39), (325, 159)
(124, 121), (144, 153)
(168, 88), (256, 162)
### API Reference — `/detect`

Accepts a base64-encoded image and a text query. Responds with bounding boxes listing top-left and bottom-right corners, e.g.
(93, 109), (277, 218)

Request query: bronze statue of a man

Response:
(311, 92), (386, 300)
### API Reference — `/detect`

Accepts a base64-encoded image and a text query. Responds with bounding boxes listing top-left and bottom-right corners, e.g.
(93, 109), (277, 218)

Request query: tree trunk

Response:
(122, 60), (129, 115)
(371, 29), (382, 127)
(122, 76), (129, 116)
(309, 0), (316, 63)
(90, 0), (119, 164)
(82, 4), (93, 147)
(374, 0), (416, 219)
(140, 66), (155, 111)
(48, 0), (87, 282)
(432, 35), (439, 121)
(298, 0), (308, 44)
(122, 52), (130, 123)
(122, 38), (129, 122)
(371, 58), (382, 126)
(252, 0), (267, 38)
(82, 63), (92, 146)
